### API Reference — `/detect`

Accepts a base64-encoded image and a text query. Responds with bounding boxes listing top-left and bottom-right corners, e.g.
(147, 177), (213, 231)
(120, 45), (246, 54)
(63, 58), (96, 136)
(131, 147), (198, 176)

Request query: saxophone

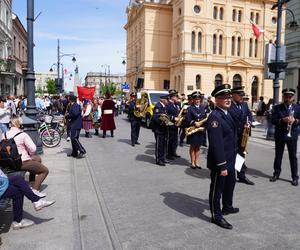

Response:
(241, 125), (250, 155)
(175, 107), (186, 127)
(287, 110), (294, 137)
(185, 117), (208, 136)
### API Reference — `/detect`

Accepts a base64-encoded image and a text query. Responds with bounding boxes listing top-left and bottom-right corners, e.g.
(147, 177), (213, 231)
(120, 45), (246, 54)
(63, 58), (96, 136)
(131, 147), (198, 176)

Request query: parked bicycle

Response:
(38, 115), (61, 148)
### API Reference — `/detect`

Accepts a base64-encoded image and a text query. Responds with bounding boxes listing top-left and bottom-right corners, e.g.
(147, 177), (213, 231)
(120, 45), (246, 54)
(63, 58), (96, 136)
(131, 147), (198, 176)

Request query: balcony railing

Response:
(0, 58), (16, 73)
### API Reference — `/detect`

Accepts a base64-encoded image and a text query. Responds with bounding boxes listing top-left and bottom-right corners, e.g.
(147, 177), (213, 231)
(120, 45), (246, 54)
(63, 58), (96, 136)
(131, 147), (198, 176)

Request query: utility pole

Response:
(57, 39), (60, 92)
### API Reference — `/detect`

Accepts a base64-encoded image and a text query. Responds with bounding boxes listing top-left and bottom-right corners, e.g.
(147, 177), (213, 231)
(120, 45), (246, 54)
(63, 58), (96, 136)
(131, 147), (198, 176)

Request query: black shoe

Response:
(67, 153), (77, 158)
(166, 155), (175, 160)
(196, 165), (202, 169)
(190, 165), (197, 170)
(77, 152), (86, 159)
(131, 143), (135, 147)
(163, 159), (170, 164)
(291, 179), (298, 186)
(222, 207), (239, 215)
(269, 174), (279, 182)
(156, 161), (166, 166)
(211, 218), (233, 230)
(94, 131), (99, 136)
(172, 154), (181, 158)
(102, 134), (106, 138)
(135, 142), (140, 145)
(238, 177), (254, 185)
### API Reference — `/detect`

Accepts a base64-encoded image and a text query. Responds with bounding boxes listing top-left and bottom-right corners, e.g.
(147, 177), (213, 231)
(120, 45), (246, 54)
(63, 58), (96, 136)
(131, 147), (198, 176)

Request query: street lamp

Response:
(56, 39), (76, 93)
(101, 64), (110, 86)
(121, 49), (139, 91)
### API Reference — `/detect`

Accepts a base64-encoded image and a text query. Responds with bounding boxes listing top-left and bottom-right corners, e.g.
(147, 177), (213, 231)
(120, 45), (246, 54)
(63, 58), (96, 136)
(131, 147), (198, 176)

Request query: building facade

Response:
(0, 0), (14, 96)
(125, 0), (283, 104)
(12, 13), (27, 96)
(35, 72), (57, 93)
(284, 0), (300, 101)
(85, 72), (126, 96)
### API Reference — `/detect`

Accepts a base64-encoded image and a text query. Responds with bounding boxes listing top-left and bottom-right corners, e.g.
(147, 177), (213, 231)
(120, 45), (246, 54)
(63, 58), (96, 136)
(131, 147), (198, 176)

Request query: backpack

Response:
(0, 132), (23, 173)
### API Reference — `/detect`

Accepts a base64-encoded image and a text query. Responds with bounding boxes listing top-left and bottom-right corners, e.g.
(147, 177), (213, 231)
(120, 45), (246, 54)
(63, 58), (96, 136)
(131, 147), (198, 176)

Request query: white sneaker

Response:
(31, 188), (47, 198)
(33, 199), (56, 211)
(12, 219), (34, 230)
(67, 137), (70, 142)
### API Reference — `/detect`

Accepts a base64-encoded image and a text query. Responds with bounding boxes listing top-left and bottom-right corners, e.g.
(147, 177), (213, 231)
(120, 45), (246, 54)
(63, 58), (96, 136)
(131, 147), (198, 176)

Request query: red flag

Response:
(252, 23), (262, 39)
(77, 86), (95, 101)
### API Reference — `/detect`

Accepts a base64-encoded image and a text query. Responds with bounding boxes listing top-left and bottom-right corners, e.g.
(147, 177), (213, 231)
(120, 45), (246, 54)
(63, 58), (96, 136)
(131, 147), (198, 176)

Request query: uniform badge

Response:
(211, 121), (219, 128)
(155, 109), (159, 112)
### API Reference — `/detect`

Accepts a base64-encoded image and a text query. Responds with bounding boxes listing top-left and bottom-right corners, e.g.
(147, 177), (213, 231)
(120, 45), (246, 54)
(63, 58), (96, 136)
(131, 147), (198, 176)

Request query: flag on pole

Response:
(77, 86), (95, 101)
(252, 23), (263, 39)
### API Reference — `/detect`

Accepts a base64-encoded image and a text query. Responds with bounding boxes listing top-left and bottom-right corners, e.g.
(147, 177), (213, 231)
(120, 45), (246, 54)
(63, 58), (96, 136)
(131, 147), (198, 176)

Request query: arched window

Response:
(219, 7), (224, 20)
(238, 10), (242, 22)
(237, 37), (241, 56)
(232, 9), (236, 21)
(213, 6), (218, 19)
(233, 74), (242, 88)
(196, 74), (201, 89)
(255, 13), (259, 24)
(213, 34), (217, 54)
(254, 39), (258, 57)
(219, 35), (223, 54)
(215, 74), (223, 87)
(249, 38), (253, 57)
(250, 12), (254, 21)
(251, 76), (258, 104)
(198, 32), (202, 52)
(231, 36), (236, 56)
(191, 31), (196, 52)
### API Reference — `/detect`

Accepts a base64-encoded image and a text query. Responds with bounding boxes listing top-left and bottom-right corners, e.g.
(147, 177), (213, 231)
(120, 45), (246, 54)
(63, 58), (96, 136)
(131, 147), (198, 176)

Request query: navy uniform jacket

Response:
(186, 105), (207, 126)
(152, 102), (168, 132)
(68, 103), (83, 130)
(166, 102), (180, 123)
(228, 101), (253, 139)
(272, 103), (300, 141)
(128, 101), (141, 122)
(207, 108), (237, 171)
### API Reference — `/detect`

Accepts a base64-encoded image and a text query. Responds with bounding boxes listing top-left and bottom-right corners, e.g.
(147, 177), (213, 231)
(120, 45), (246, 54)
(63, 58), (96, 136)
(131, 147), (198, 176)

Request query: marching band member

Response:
(228, 86), (254, 185)
(186, 91), (207, 169)
(179, 94), (192, 146)
(166, 90), (181, 159)
(207, 84), (238, 230)
(128, 92), (142, 147)
(152, 94), (169, 166)
(270, 88), (300, 186)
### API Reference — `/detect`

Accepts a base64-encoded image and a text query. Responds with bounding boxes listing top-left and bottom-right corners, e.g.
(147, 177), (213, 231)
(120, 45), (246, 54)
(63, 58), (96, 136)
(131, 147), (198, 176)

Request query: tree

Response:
(101, 82), (116, 96)
(46, 79), (57, 95)
(35, 86), (44, 95)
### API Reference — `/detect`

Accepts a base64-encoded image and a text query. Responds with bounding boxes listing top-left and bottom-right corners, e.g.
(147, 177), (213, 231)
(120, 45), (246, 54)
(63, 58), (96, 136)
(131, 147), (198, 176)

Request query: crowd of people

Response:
(128, 85), (300, 230)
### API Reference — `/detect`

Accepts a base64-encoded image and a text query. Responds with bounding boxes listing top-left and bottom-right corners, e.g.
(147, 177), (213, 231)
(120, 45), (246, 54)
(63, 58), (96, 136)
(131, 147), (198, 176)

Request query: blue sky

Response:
(12, 0), (128, 85)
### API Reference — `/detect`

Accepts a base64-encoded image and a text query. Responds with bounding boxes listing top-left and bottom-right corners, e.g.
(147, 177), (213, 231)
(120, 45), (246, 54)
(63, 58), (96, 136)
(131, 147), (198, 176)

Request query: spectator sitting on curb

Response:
(0, 169), (55, 230)
(4, 116), (49, 197)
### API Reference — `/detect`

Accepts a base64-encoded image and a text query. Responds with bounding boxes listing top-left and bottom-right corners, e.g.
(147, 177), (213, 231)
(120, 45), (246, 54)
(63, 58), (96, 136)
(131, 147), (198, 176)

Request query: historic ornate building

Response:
(284, 0), (300, 101)
(125, 0), (283, 104)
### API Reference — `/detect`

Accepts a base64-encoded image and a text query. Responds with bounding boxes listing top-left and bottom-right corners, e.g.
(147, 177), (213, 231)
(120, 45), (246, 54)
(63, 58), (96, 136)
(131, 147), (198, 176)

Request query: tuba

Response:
(185, 117), (208, 136)
(159, 114), (174, 126)
(134, 93), (149, 118)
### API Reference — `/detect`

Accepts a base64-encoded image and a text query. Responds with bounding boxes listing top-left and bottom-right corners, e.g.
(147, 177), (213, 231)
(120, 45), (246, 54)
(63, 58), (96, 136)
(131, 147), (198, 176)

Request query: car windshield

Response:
(149, 93), (168, 105)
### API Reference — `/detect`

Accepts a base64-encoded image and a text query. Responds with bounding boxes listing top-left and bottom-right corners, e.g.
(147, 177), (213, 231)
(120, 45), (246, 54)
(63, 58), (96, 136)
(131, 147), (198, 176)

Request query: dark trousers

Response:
(273, 139), (298, 180)
(179, 127), (186, 143)
(168, 126), (178, 156)
(71, 129), (86, 156)
(130, 119), (141, 144)
(154, 131), (167, 163)
(237, 149), (247, 180)
(209, 169), (236, 221)
(2, 176), (40, 222)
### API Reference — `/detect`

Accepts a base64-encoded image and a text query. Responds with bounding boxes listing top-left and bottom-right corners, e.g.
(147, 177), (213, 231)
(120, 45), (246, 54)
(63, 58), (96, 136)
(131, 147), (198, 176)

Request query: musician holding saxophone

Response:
(270, 88), (300, 186)
(128, 92), (142, 147)
(185, 91), (207, 169)
(166, 90), (181, 160)
(228, 86), (254, 186)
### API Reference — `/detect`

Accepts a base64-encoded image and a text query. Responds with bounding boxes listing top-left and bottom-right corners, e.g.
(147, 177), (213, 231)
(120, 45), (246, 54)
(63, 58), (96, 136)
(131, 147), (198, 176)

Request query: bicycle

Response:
(38, 115), (61, 148)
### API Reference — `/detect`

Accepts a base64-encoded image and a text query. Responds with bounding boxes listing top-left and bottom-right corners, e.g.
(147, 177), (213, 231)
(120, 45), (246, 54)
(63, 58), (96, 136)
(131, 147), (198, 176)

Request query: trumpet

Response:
(185, 117), (208, 136)
(287, 110), (294, 137)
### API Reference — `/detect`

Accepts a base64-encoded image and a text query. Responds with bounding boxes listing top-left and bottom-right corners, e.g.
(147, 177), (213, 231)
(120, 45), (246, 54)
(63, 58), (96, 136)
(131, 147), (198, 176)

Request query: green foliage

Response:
(46, 78), (57, 95)
(35, 86), (44, 95)
(101, 82), (116, 96)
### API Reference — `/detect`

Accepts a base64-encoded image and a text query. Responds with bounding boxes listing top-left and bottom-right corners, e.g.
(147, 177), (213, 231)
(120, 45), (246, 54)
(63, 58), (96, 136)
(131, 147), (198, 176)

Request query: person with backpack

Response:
(0, 169), (55, 229)
(4, 116), (49, 197)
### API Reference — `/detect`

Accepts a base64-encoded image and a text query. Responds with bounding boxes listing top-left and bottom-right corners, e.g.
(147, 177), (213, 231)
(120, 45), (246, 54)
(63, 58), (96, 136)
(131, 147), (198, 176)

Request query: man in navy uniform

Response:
(166, 90), (181, 159)
(207, 84), (238, 230)
(67, 95), (86, 159)
(270, 88), (300, 186)
(228, 86), (254, 185)
(128, 92), (142, 147)
(179, 94), (192, 146)
(152, 94), (170, 166)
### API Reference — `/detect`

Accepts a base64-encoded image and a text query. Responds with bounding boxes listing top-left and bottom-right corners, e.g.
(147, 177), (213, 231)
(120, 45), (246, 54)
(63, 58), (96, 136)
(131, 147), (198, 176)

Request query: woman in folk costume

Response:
(92, 97), (101, 136)
(186, 91), (207, 169)
(82, 99), (93, 138)
(100, 92), (116, 138)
